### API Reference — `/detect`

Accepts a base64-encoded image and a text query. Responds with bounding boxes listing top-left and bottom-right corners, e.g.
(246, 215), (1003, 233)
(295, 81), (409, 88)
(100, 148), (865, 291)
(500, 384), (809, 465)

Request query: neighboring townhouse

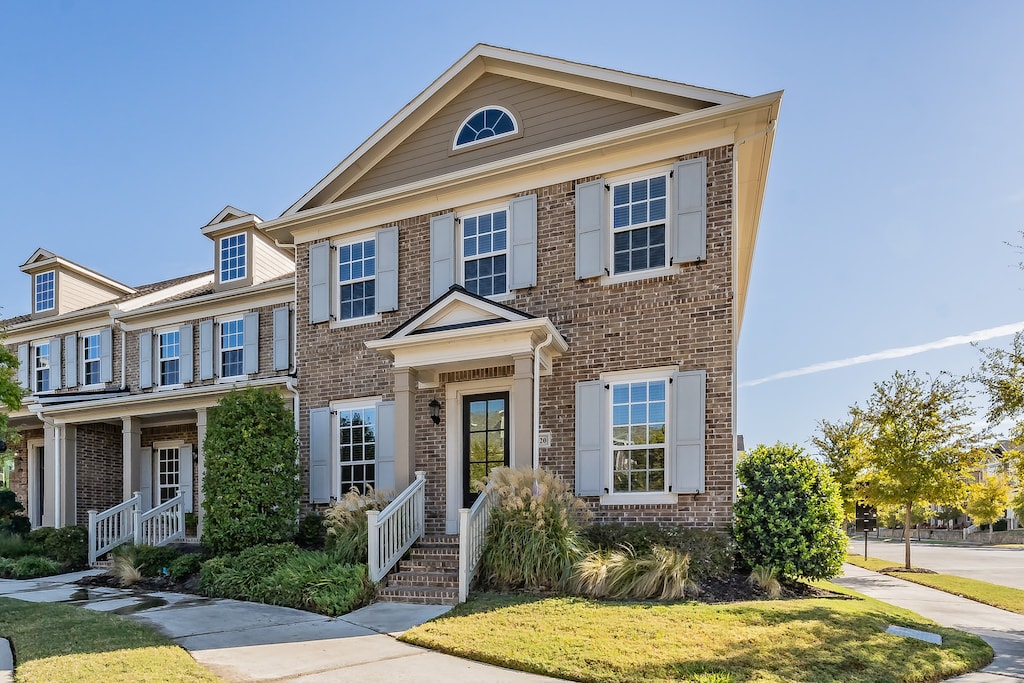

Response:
(255, 44), (781, 535)
(2, 207), (296, 534)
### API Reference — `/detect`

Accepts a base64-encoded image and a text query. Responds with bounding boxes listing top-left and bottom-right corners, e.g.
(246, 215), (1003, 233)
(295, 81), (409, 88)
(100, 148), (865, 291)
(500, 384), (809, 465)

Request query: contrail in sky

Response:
(741, 321), (1024, 388)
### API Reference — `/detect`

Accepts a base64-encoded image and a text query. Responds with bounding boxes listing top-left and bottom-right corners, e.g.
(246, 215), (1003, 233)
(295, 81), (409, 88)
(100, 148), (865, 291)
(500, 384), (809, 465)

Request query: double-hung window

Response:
(338, 237), (376, 321)
(611, 174), (668, 275)
(462, 208), (508, 297)
(610, 378), (667, 493)
(220, 317), (245, 378)
(219, 233), (247, 283)
(337, 404), (376, 495)
(157, 446), (180, 504)
(158, 330), (181, 386)
(34, 271), (55, 313)
(82, 333), (101, 386)
(33, 343), (51, 393)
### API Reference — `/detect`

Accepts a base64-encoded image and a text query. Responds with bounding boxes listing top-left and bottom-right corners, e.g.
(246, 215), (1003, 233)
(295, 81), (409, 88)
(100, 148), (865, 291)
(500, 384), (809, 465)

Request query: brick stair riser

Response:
(377, 589), (458, 605)
(387, 575), (459, 589)
(398, 560), (459, 573)
(409, 548), (458, 559)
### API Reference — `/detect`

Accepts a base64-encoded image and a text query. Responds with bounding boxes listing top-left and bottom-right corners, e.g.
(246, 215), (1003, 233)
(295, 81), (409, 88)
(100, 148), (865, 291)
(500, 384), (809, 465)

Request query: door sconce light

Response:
(429, 399), (441, 425)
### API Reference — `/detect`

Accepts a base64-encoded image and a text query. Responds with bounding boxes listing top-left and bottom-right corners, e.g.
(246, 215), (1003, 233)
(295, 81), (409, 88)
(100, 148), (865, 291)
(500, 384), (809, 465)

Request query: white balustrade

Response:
(367, 471), (426, 582)
(457, 485), (494, 603)
(136, 494), (185, 547)
(88, 492), (140, 566)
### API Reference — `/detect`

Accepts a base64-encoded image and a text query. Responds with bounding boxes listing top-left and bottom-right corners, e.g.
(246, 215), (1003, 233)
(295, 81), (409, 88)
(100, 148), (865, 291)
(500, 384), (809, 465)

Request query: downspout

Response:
(532, 334), (554, 471)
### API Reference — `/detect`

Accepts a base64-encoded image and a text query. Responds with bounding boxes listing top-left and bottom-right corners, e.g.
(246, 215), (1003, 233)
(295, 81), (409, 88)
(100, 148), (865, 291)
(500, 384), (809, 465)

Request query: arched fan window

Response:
(453, 106), (518, 150)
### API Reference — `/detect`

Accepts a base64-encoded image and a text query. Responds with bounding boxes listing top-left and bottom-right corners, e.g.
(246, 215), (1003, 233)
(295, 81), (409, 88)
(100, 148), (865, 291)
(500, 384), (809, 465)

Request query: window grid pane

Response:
(158, 448), (180, 504)
(455, 108), (516, 148)
(220, 233), (247, 282)
(34, 271), (55, 312)
(34, 343), (50, 393)
(463, 210), (508, 296)
(159, 331), (180, 385)
(611, 379), (667, 493)
(338, 407), (376, 495)
(611, 175), (668, 274)
(82, 333), (101, 385)
(338, 238), (376, 320)
(220, 319), (244, 377)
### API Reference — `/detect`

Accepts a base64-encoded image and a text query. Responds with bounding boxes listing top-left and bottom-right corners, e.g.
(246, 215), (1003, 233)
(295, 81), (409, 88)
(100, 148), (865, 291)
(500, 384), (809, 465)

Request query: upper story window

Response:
(453, 106), (518, 150)
(158, 329), (181, 386)
(34, 271), (55, 313)
(82, 333), (101, 386)
(338, 237), (376, 321)
(220, 317), (245, 378)
(611, 174), (667, 275)
(462, 209), (508, 297)
(219, 233), (247, 283)
(611, 378), (667, 494)
(33, 342), (51, 393)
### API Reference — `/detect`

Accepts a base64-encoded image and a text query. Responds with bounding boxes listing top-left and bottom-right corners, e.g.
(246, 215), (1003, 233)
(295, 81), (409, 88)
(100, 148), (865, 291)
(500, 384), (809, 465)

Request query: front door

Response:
(463, 392), (509, 507)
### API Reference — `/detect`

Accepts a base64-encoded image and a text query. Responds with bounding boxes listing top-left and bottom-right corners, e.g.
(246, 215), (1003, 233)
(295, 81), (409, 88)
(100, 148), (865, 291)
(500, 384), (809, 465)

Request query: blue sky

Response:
(2, 2), (1023, 449)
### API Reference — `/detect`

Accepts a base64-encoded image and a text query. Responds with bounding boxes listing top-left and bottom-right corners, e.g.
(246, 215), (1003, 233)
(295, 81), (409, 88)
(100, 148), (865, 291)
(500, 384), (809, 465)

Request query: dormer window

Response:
(34, 270), (55, 313)
(453, 106), (518, 150)
(219, 233), (247, 283)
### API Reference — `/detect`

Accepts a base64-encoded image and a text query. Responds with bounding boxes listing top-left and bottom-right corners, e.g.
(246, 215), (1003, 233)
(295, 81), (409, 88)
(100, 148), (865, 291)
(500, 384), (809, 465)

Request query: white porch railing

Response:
(136, 494), (185, 547)
(87, 493), (185, 566)
(367, 471), (426, 582)
(458, 486), (494, 603)
(88, 492), (140, 566)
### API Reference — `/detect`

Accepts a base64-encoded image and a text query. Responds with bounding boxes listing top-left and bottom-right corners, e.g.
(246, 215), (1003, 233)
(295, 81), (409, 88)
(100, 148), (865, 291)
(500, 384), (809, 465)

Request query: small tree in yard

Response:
(733, 443), (846, 581)
(0, 325), (25, 467)
(812, 414), (868, 524)
(202, 388), (300, 555)
(967, 471), (1011, 541)
(854, 371), (982, 569)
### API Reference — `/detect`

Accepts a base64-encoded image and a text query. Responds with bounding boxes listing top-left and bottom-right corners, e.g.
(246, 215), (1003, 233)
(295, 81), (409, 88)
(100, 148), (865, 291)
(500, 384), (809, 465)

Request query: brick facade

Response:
(75, 422), (123, 525)
(296, 144), (735, 530)
(6, 428), (43, 514)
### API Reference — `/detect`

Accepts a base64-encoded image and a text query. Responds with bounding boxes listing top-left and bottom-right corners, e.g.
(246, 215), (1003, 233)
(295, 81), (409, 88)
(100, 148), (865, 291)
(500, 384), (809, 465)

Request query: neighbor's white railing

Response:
(458, 485), (494, 603)
(367, 471), (426, 582)
(88, 492), (140, 566)
(136, 493), (185, 547)
(963, 524), (980, 540)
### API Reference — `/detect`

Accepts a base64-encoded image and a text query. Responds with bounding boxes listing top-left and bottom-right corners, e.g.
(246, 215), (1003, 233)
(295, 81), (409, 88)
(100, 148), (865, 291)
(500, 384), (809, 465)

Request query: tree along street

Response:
(851, 537), (1024, 591)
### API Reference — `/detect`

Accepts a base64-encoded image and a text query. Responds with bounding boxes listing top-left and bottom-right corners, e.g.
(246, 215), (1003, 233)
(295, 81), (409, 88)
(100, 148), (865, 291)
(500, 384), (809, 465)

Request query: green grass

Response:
(0, 597), (220, 682)
(846, 553), (1024, 615)
(400, 590), (991, 683)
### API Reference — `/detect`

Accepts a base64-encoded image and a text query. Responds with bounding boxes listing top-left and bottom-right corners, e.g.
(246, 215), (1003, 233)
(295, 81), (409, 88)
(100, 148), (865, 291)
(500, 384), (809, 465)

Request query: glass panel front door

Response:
(463, 392), (509, 507)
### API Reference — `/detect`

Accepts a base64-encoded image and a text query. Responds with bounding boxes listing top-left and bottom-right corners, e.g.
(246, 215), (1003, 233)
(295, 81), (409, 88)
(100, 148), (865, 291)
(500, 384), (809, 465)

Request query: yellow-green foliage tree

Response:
(967, 471), (1011, 541)
(812, 415), (867, 523)
(854, 371), (981, 569)
(0, 326), (25, 485)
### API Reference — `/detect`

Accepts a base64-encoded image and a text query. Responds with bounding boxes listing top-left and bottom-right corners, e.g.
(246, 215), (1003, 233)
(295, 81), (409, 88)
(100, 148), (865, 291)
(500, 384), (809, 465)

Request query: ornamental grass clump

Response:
(477, 467), (591, 591)
(572, 545), (698, 600)
(323, 485), (394, 565)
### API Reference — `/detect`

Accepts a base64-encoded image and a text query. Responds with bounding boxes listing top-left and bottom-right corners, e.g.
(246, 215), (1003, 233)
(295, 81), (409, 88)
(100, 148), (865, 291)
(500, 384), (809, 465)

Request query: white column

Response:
(196, 407), (207, 537)
(512, 354), (534, 470)
(42, 422), (57, 527)
(122, 416), (141, 502)
(59, 424), (76, 527)
(393, 367), (418, 490)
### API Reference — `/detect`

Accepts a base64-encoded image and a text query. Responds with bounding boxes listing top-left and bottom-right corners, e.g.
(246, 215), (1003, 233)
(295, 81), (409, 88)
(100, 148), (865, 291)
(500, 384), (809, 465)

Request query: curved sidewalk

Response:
(0, 571), (561, 682)
(836, 564), (1024, 682)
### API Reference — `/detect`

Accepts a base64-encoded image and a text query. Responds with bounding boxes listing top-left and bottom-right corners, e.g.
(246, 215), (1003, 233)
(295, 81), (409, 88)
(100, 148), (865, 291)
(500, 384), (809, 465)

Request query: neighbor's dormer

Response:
(20, 248), (136, 319)
(202, 206), (295, 293)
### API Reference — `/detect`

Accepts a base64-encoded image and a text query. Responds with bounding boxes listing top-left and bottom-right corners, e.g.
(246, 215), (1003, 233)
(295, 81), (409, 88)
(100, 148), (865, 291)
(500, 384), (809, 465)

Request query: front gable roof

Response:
(384, 284), (534, 340)
(19, 247), (136, 295)
(285, 44), (745, 214)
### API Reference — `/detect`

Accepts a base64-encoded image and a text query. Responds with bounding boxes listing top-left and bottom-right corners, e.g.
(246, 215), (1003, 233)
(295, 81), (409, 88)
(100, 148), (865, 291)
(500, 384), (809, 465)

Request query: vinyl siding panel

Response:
(341, 73), (672, 199)
(252, 233), (296, 283)
(56, 272), (121, 314)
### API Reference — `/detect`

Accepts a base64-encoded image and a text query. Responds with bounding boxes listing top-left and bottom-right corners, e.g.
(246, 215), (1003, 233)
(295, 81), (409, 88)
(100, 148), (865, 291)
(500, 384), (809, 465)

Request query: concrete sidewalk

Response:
(836, 564), (1024, 682)
(0, 571), (561, 682)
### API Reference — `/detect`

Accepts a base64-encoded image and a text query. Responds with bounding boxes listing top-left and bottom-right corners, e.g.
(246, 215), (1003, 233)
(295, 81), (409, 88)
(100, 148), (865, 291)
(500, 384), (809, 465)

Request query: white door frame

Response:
(26, 439), (44, 527)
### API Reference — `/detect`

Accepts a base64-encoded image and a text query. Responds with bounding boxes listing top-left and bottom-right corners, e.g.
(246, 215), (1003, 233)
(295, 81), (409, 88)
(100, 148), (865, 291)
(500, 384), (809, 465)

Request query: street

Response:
(850, 536), (1024, 591)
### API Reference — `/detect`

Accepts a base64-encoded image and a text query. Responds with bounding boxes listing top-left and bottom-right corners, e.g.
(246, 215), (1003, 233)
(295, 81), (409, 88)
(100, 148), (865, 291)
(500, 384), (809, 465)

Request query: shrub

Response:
(43, 525), (88, 567)
(26, 526), (56, 554)
(572, 546), (698, 600)
(580, 524), (733, 581)
(324, 487), (393, 564)
(200, 543), (301, 599)
(0, 490), (29, 537)
(295, 511), (327, 549)
(168, 553), (202, 580)
(0, 557), (15, 577)
(132, 545), (183, 577)
(477, 467), (590, 591)
(202, 388), (301, 554)
(733, 443), (846, 581)
(0, 530), (32, 558)
(11, 555), (62, 579)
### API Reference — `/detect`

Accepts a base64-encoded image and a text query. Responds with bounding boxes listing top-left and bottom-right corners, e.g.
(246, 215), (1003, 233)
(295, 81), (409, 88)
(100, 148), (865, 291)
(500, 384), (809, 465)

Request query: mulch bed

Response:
(77, 572), (201, 594)
(697, 573), (846, 603)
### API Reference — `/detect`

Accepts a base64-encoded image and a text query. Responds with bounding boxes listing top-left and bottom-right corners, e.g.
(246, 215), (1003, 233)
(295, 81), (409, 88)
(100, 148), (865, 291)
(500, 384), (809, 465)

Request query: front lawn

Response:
(401, 590), (991, 683)
(0, 597), (220, 682)
(846, 553), (1024, 615)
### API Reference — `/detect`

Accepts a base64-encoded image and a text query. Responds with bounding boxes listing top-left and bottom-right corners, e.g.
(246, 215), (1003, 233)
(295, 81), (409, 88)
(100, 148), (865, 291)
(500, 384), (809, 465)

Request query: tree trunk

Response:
(904, 502), (912, 569)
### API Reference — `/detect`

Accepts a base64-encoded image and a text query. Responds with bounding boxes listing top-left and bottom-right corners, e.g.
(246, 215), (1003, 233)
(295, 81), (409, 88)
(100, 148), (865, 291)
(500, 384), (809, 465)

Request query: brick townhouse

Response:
(2, 45), (780, 548)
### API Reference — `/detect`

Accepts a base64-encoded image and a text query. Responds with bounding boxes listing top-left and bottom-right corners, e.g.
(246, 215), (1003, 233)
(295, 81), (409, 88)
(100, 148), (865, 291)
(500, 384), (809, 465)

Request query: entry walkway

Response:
(837, 564), (1024, 681)
(0, 570), (561, 682)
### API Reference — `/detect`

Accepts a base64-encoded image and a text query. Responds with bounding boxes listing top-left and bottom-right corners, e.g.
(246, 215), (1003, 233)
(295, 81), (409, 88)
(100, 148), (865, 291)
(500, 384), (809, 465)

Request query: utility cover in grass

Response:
(887, 625), (942, 645)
